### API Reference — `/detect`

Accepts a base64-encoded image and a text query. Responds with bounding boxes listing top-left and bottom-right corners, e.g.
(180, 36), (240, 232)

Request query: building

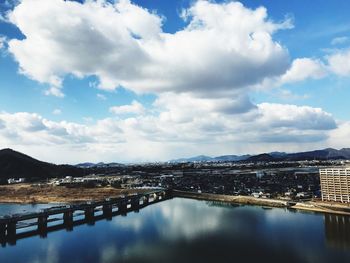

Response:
(7, 178), (26, 184)
(320, 167), (350, 202)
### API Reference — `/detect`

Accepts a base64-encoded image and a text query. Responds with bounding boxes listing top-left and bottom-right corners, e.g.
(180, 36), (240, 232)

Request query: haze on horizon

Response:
(1, 0), (350, 164)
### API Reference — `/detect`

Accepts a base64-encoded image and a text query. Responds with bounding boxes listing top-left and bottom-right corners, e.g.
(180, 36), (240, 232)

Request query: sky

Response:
(1, 0), (350, 164)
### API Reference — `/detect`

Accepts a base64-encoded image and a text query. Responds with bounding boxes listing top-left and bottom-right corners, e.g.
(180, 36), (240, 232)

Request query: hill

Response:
(75, 162), (125, 168)
(281, 148), (350, 161)
(170, 155), (214, 163)
(0, 148), (84, 180)
(169, 148), (350, 163)
(246, 153), (276, 162)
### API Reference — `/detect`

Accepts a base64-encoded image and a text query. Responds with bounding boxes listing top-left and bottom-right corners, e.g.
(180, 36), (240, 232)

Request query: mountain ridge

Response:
(170, 148), (350, 163)
(1, 147), (350, 180)
(0, 148), (84, 180)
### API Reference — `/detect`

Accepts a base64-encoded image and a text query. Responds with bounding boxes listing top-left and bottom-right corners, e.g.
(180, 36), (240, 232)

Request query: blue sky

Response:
(1, 0), (350, 163)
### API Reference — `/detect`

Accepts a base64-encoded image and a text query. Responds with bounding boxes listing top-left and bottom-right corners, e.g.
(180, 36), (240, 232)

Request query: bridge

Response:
(0, 189), (172, 246)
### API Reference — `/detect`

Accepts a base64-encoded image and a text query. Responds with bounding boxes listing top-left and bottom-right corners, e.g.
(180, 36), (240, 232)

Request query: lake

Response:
(1, 198), (350, 263)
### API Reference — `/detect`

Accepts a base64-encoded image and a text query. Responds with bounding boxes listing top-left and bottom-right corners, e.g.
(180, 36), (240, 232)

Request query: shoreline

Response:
(173, 190), (350, 216)
(173, 190), (289, 208)
(2, 185), (350, 216)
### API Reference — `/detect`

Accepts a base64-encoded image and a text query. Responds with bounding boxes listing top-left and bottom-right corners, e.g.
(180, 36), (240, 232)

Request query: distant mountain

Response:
(213, 155), (251, 162)
(246, 153), (276, 162)
(170, 155), (214, 163)
(75, 162), (96, 168)
(245, 148), (350, 162)
(2, 147), (350, 180)
(269, 152), (288, 158)
(170, 154), (251, 163)
(75, 162), (124, 168)
(169, 148), (350, 163)
(0, 148), (84, 180)
(283, 148), (350, 161)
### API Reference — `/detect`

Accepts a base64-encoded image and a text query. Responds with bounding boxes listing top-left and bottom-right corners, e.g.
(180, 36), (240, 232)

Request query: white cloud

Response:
(155, 92), (256, 123)
(97, 93), (107, 100)
(331, 36), (349, 45)
(280, 58), (327, 84)
(0, 98), (338, 163)
(44, 87), (64, 98)
(273, 89), (309, 101)
(257, 103), (336, 130)
(110, 100), (145, 115)
(0, 36), (6, 49)
(2, 0), (345, 163)
(52, 109), (61, 115)
(8, 0), (291, 98)
(327, 48), (350, 76)
(327, 121), (350, 149)
(254, 57), (328, 92)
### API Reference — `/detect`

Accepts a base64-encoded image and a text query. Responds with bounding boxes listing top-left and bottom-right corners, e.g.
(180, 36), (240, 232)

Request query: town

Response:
(5, 159), (347, 203)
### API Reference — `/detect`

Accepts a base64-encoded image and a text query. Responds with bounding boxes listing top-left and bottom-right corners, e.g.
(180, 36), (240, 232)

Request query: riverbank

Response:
(0, 184), (148, 204)
(3, 185), (350, 216)
(173, 190), (289, 208)
(291, 201), (350, 216)
(173, 190), (350, 216)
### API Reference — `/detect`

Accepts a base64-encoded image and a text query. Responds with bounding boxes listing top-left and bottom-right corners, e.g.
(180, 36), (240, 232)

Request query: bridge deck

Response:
(0, 190), (165, 223)
(0, 189), (172, 245)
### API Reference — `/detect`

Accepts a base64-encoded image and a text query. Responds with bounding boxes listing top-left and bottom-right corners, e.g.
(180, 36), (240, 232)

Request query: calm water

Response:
(1, 198), (350, 263)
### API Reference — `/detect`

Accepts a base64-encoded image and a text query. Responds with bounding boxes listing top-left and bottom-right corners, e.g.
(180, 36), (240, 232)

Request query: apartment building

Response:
(320, 167), (350, 202)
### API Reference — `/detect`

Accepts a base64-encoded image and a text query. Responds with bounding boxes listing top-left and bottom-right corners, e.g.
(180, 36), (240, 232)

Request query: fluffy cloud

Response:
(0, 112), (125, 148)
(0, 100), (338, 163)
(280, 58), (327, 84)
(327, 121), (350, 148)
(327, 48), (350, 76)
(155, 92), (256, 123)
(8, 0), (291, 97)
(250, 103), (336, 144)
(2, 0), (345, 163)
(331, 36), (349, 45)
(0, 36), (6, 49)
(45, 86), (64, 98)
(256, 57), (328, 91)
(257, 103), (336, 130)
(110, 100), (145, 115)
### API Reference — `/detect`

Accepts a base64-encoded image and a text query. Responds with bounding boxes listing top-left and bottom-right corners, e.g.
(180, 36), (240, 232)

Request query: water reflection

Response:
(324, 214), (350, 250)
(1, 198), (350, 263)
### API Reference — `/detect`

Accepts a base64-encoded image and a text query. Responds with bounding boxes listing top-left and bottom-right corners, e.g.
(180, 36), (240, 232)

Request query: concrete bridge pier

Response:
(85, 207), (95, 225)
(0, 223), (6, 246)
(131, 198), (140, 211)
(7, 222), (17, 245)
(164, 190), (172, 199)
(63, 211), (74, 231)
(38, 215), (48, 237)
(103, 204), (112, 220)
(0, 223), (6, 238)
(142, 195), (149, 206)
(119, 201), (127, 216)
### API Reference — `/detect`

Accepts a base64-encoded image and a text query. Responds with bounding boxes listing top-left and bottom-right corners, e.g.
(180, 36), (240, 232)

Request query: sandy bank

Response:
(173, 190), (350, 216)
(173, 190), (288, 208)
(0, 184), (148, 204)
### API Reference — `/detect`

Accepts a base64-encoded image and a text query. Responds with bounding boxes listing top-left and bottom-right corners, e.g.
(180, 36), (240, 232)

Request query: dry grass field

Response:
(0, 184), (148, 204)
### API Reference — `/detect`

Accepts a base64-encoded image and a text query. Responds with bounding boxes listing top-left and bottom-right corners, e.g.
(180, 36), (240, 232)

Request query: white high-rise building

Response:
(320, 167), (350, 202)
